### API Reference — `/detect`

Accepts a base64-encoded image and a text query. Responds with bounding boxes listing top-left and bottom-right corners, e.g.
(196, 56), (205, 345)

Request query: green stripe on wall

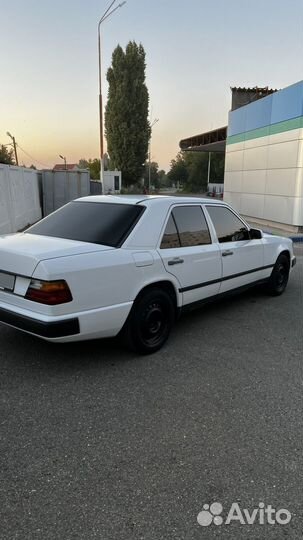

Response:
(227, 116), (303, 145)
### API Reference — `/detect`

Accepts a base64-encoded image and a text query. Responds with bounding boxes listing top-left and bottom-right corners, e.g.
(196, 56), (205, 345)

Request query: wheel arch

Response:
(120, 279), (178, 353)
(277, 249), (291, 266)
(134, 280), (179, 311)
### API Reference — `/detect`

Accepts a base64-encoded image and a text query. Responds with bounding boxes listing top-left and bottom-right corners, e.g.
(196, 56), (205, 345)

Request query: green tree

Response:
(167, 152), (188, 187)
(167, 150), (225, 192)
(0, 144), (14, 165)
(158, 169), (168, 187)
(184, 152), (209, 192)
(105, 41), (150, 187)
(79, 153), (111, 180)
(210, 153), (225, 183)
(78, 158), (100, 180)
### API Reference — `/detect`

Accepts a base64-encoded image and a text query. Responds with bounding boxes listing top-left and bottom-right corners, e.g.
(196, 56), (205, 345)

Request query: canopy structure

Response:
(179, 126), (227, 153)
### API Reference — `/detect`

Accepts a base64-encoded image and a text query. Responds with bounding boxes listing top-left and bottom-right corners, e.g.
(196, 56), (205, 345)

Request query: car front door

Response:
(205, 205), (265, 294)
(158, 205), (222, 306)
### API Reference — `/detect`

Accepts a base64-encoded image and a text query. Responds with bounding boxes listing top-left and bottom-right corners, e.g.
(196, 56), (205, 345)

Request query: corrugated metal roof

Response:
(230, 86), (278, 93)
(180, 126), (227, 153)
(53, 164), (79, 171)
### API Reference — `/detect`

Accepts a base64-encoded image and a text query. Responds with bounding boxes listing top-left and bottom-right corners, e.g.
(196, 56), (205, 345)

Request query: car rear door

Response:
(158, 205), (222, 306)
(205, 204), (265, 293)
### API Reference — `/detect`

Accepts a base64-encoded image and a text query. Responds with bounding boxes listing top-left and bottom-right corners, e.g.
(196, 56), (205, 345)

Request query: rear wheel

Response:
(267, 254), (290, 296)
(122, 288), (175, 354)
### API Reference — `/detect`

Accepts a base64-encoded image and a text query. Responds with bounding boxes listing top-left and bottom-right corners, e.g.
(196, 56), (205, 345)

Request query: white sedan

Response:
(0, 195), (296, 354)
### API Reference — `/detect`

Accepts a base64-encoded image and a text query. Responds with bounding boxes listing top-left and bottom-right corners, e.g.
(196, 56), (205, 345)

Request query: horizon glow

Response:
(0, 0), (302, 171)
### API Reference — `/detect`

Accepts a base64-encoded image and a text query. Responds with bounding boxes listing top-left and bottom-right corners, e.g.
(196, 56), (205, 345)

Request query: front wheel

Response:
(266, 254), (290, 296)
(122, 288), (175, 354)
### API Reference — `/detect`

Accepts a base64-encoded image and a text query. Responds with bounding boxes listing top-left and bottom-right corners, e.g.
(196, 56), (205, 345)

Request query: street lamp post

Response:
(207, 151), (212, 189)
(148, 118), (159, 192)
(6, 132), (18, 165)
(98, 0), (126, 193)
(59, 154), (67, 170)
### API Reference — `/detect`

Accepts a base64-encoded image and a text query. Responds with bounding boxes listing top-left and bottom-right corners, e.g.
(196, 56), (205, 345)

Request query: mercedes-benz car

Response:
(0, 195), (296, 354)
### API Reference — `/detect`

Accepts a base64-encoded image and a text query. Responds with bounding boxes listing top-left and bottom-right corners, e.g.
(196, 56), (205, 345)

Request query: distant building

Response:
(225, 81), (303, 231)
(53, 164), (79, 171)
(230, 86), (277, 111)
(180, 83), (303, 230)
(180, 87), (277, 155)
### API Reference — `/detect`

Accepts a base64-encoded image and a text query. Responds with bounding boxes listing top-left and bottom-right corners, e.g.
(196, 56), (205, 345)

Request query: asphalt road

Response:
(0, 252), (302, 540)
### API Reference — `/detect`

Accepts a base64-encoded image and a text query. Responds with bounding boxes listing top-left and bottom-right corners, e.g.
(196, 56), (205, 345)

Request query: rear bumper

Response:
(0, 300), (133, 342)
(0, 306), (80, 338)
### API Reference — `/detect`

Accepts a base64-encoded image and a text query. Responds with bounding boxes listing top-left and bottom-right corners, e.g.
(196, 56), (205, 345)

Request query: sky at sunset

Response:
(1, 0), (303, 171)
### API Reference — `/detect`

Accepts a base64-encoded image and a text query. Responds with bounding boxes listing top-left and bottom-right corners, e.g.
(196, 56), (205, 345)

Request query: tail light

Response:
(25, 279), (72, 305)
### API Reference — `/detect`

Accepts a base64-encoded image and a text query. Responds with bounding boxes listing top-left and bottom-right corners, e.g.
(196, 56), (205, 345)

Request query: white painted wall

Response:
(103, 171), (122, 194)
(0, 165), (42, 234)
(224, 129), (303, 228)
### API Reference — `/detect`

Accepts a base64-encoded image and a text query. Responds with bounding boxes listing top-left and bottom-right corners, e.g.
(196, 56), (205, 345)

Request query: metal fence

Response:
(42, 169), (90, 216)
(90, 181), (102, 195)
(0, 165), (42, 234)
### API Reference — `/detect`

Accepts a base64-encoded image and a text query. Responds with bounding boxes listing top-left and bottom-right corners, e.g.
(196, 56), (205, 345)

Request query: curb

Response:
(261, 230), (303, 243)
(289, 236), (303, 243)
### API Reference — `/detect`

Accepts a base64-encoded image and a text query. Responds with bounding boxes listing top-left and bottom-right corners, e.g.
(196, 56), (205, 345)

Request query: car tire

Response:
(122, 288), (175, 354)
(266, 254), (290, 296)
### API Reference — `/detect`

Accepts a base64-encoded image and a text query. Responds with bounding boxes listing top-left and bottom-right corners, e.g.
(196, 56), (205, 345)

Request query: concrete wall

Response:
(224, 80), (303, 230)
(0, 165), (42, 234)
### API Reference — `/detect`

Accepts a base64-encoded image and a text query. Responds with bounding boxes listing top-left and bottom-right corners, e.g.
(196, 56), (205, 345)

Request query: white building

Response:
(224, 81), (303, 231)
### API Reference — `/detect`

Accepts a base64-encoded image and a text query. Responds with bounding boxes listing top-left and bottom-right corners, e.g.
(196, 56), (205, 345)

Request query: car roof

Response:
(75, 194), (226, 206)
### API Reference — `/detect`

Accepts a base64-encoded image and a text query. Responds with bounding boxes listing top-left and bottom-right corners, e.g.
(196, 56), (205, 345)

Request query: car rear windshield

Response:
(26, 201), (145, 247)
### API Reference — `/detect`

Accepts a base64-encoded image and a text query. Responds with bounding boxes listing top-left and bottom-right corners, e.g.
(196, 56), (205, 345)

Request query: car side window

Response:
(166, 205), (211, 248)
(206, 206), (250, 243)
(160, 214), (181, 249)
(160, 206), (211, 249)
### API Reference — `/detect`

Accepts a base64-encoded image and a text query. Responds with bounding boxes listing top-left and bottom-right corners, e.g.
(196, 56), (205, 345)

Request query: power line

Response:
(16, 144), (50, 168)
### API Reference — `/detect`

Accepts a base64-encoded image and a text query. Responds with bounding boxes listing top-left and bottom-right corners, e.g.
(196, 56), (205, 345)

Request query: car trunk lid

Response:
(0, 233), (114, 277)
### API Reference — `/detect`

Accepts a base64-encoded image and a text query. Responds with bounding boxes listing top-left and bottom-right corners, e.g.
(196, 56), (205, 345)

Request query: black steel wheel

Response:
(122, 288), (175, 354)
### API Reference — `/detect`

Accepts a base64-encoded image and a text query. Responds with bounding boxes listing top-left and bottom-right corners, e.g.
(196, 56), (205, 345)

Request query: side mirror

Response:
(249, 228), (262, 240)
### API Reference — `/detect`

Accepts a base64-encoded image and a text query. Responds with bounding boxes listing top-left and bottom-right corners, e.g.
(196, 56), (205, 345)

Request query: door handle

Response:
(222, 250), (234, 257)
(168, 258), (184, 266)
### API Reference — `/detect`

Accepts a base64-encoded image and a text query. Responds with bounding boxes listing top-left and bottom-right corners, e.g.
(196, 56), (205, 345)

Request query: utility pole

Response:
(98, 1), (126, 193)
(6, 132), (18, 165)
(148, 118), (159, 192)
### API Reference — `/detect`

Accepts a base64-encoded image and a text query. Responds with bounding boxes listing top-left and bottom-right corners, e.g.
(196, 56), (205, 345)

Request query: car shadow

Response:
(1, 324), (140, 373)
(0, 282), (296, 373)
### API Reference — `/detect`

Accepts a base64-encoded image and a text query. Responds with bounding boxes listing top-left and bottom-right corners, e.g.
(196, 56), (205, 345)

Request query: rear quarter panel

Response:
(33, 249), (181, 316)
